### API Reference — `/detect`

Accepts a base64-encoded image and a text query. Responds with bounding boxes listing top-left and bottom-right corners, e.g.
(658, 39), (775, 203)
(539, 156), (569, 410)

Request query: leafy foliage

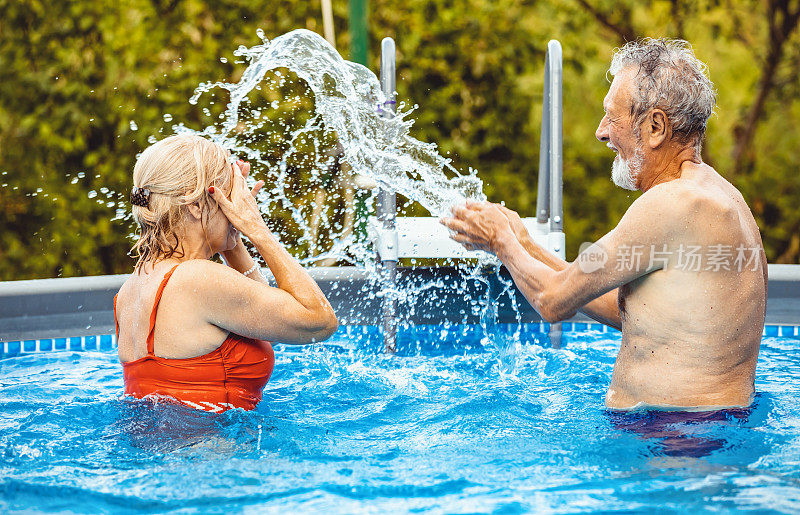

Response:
(1, 0), (798, 280)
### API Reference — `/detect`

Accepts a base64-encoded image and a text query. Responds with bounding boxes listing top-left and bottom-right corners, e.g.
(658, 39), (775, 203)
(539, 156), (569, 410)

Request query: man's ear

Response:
(647, 109), (669, 149)
(186, 202), (203, 221)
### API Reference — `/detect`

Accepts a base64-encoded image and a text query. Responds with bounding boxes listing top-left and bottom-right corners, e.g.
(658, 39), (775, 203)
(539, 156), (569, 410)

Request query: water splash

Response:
(172, 29), (527, 349)
(180, 28), (484, 265)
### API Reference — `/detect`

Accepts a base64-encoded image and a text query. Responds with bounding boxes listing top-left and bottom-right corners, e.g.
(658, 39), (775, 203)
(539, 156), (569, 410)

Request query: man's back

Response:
(607, 162), (767, 409)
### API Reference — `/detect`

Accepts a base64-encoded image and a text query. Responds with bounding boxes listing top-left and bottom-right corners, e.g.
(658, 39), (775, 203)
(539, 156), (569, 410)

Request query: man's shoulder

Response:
(637, 170), (733, 216)
(628, 178), (700, 219)
(621, 176), (736, 241)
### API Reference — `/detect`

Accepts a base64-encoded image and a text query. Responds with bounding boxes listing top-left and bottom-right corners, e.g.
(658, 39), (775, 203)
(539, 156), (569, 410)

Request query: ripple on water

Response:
(1, 329), (799, 513)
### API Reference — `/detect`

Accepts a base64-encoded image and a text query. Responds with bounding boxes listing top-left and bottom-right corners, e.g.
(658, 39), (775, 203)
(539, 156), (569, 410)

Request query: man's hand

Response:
(440, 200), (516, 254)
(498, 205), (555, 263)
(498, 205), (530, 244)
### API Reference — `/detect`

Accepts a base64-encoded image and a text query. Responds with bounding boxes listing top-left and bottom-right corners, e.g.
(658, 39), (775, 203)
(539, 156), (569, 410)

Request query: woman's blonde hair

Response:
(130, 134), (232, 271)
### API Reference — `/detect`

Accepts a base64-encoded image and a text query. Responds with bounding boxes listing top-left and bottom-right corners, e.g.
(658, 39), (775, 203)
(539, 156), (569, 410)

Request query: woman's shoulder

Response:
(118, 259), (246, 307)
(170, 258), (237, 278)
(166, 259), (247, 292)
(117, 269), (143, 303)
(118, 259), (222, 292)
(161, 260), (257, 323)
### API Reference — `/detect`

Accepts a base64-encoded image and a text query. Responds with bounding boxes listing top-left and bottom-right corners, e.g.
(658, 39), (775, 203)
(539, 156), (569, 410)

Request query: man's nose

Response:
(596, 116), (609, 143)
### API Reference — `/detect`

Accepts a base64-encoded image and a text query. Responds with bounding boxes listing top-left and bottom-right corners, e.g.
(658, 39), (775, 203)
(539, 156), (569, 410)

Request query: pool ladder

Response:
(372, 38), (565, 353)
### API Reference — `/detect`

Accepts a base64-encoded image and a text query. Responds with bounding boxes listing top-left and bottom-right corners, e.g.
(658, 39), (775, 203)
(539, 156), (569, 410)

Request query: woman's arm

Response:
(189, 258), (338, 344)
(222, 238), (269, 285)
(198, 162), (337, 343)
(247, 224), (337, 337)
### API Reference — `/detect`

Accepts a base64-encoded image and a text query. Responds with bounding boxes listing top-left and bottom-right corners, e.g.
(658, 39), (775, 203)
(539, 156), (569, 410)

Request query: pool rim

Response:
(2, 264), (799, 344)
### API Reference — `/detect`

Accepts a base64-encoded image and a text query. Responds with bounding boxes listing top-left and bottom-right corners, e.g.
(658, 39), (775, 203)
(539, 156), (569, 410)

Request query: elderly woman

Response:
(114, 134), (338, 412)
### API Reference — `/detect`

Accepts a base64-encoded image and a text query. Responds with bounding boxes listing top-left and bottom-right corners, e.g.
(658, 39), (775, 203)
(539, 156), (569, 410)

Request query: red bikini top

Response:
(114, 264), (274, 413)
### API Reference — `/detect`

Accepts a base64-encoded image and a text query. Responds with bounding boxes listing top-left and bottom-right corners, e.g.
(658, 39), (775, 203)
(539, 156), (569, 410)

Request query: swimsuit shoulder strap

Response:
(146, 264), (181, 356)
(113, 294), (119, 338)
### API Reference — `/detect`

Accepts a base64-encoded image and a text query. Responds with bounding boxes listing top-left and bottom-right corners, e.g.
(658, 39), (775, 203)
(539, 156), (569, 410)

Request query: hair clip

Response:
(130, 187), (151, 208)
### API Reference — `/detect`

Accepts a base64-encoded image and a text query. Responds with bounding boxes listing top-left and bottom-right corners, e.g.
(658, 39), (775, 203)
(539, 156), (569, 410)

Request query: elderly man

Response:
(442, 39), (767, 410)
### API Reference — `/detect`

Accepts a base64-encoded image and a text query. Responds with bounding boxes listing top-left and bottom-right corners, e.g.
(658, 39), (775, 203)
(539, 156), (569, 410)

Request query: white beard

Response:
(611, 146), (644, 191)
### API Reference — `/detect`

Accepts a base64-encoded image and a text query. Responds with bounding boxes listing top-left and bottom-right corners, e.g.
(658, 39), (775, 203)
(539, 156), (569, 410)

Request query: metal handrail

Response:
(547, 40), (564, 235)
(374, 37), (566, 351)
(378, 37), (398, 354)
(535, 40), (564, 239)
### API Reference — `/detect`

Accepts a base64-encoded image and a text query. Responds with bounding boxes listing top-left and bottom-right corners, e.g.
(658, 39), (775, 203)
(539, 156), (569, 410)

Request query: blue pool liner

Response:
(1, 322), (797, 360)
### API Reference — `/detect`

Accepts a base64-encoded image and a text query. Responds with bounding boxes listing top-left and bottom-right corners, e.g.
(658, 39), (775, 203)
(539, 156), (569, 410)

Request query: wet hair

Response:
(129, 134), (232, 271)
(609, 38), (717, 148)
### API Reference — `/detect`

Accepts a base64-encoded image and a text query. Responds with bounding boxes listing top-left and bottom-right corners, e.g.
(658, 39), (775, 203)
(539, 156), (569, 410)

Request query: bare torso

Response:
(606, 163), (766, 409)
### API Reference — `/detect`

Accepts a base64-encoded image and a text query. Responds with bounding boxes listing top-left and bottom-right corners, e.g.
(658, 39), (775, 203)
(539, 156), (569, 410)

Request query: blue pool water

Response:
(1, 324), (799, 513)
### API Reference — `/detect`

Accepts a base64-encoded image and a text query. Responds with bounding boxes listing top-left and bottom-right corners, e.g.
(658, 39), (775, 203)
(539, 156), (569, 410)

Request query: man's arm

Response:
(502, 208), (621, 329)
(494, 234), (628, 324)
(499, 189), (687, 322)
(444, 187), (685, 325)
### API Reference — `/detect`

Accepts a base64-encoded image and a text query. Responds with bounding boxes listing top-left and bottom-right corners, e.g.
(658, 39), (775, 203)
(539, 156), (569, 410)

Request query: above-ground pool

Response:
(2, 323), (800, 513)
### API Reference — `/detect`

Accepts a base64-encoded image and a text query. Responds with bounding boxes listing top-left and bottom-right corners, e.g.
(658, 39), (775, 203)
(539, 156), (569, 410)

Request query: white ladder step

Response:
(368, 216), (564, 260)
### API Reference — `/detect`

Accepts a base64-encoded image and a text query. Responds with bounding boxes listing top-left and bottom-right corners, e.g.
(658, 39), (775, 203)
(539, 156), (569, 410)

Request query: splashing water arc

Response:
(180, 29), (485, 264)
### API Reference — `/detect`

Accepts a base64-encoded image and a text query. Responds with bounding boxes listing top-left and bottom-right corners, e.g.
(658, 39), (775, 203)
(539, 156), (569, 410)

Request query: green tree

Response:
(1, 0), (798, 281)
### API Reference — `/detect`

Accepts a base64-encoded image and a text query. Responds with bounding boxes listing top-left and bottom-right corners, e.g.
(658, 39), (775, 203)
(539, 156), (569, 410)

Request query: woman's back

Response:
(116, 260), (238, 361)
(115, 262), (275, 412)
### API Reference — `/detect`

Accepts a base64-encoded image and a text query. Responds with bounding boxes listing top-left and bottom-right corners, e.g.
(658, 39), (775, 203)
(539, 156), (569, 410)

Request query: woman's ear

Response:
(186, 202), (203, 221)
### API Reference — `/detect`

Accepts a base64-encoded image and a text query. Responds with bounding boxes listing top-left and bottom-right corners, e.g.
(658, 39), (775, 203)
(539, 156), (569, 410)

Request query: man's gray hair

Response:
(609, 38), (717, 146)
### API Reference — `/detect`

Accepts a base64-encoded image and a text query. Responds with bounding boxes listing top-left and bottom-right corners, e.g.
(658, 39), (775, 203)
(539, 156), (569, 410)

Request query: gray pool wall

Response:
(1, 265), (799, 342)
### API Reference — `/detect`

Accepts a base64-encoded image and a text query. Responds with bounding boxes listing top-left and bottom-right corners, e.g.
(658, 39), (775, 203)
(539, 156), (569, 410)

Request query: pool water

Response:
(1, 325), (799, 513)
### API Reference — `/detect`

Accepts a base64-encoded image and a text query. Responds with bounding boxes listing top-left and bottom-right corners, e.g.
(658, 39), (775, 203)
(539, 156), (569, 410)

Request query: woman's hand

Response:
(209, 160), (268, 240)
